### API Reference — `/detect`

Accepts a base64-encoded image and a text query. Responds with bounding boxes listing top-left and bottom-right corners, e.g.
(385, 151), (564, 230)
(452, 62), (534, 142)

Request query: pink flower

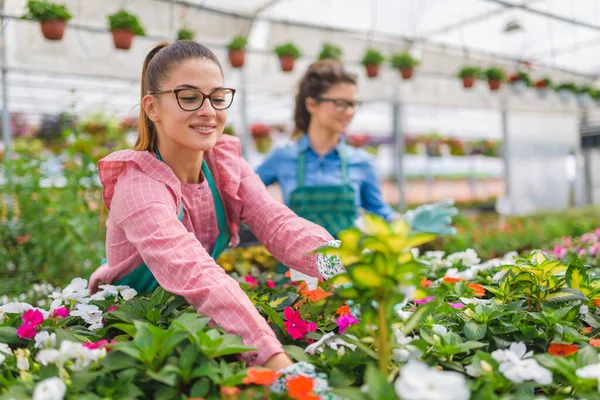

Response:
(23, 309), (44, 326)
(579, 248), (587, 256)
(52, 307), (69, 319)
(590, 242), (600, 257)
(582, 233), (597, 245)
(283, 307), (316, 340)
(553, 245), (567, 259)
(245, 276), (258, 288)
(16, 324), (37, 339)
(83, 339), (116, 350)
(448, 302), (464, 309)
(107, 305), (118, 312)
(595, 228), (600, 238)
(414, 296), (435, 305)
(561, 236), (573, 248)
(336, 314), (359, 334)
(266, 279), (275, 289)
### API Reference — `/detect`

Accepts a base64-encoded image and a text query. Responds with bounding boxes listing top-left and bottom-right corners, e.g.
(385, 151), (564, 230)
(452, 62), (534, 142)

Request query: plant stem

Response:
(377, 299), (390, 374)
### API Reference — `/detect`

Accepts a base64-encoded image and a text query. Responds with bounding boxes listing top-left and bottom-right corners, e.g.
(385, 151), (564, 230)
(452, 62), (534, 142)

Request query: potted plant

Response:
(576, 84), (594, 107)
(318, 43), (342, 61)
(554, 82), (577, 103)
(227, 36), (247, 68)
(177, 27), (194, 41)
(534, 77), (552, 98)
(223, 126), (235, 136)
(390, 53), (419, 80)
(508, 71), (531, 94)
(273, 42), (301, 72)
(24, 0), (72, 41)
(483, 67), (506, 91)
(107, 9), (145, 50)
(250, 124), (272, 153)
(361, 48), (385, 78)
(457, 66), (481, 89)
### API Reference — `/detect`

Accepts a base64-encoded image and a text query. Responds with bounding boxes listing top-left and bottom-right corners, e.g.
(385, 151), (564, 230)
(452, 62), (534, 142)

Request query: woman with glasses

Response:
(256, 60), (457, 277)
(88, 41), (345, 371)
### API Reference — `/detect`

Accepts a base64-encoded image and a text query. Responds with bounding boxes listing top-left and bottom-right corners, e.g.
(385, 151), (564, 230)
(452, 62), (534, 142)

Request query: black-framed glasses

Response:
(150, 88), (236, 111)
(316, 97), (361, 113)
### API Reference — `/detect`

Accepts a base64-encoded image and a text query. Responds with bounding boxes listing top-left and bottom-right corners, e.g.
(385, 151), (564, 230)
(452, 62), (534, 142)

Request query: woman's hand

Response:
(263, 353), (294, 371)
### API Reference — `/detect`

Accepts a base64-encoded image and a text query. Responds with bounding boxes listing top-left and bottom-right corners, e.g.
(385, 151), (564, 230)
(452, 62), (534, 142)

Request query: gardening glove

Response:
(271, 361), (342, 399)
(403, 199), (458, 235)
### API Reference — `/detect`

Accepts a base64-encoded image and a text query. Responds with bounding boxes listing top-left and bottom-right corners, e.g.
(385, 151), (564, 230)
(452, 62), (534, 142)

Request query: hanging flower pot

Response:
(576, 85), (593, 108)
(534, 78), (552, 99)
(274, 42), (300, 72)
(508, 71), (531, 95)
(111, 29), (135, 50)
(483, 67), (506, 92)
(251, 124), (272, 154)
(457, 66), (481, 89)
(318, 43), (343, 61)
(107, 10), (145, 50)
(391, 53), (419, 81)
(227, 36), (248, 68)
(554, 82), (577, 103)
(361, 48), (384, 79)
(40, 19), (66, 40)
(24, 1), (72, 41)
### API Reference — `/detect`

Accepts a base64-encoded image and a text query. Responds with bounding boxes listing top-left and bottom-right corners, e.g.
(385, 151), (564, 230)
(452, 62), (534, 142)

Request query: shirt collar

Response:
(298, 133), (346, 155)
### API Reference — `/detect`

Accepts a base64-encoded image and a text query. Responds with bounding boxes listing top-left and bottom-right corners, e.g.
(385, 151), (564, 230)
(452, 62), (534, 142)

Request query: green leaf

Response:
(331, 387), (367, 400)
(268, 292), (299, 311)
(0, 327), (20, 344)
(212, 335), (256, 358)
(179, 344), (199, 372)
(365, 364), (396, 400)
(283, 345), (312, 363)
(260, 303), (285, 331)
(362, 213), (390, 236)
(349, 264), (383, 289)
(190, 378), (211, 398)
(578, 345), (599, 367)
(146, 365), (180, 386)
(338, 228), (362, 250)
(110, 323), (137, 337)
(453, 341), (487, 353)
(111, 342), (143, 361)
(402, 300), (438, 335)
(170, 313), (210, 334)
(566, 261), (589, 290)
(464, 321), (487, 341)
(330, 367), (356, 387)
(546, 288), (588, 302)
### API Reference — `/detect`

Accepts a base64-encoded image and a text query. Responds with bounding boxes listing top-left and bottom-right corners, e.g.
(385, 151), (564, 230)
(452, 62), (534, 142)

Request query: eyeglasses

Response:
(316, 97), (361, 113)
(150, 88), (236, 111)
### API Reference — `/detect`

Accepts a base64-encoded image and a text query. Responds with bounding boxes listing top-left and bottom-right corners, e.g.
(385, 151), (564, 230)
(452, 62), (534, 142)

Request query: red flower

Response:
(266, 279), (275, 289)
(52, 306), (69, 319)
(287, 375), (319, 400)
(283, 307), (317, 339)
(547, 343), (578, 357)
(83, 339), (117, 350)
(16, 324), (37, 339)
(468, 283), (486, 298)
(242, 367), (280, 385)
(420, 277), (432, 287)
(23, 309), (44, 326)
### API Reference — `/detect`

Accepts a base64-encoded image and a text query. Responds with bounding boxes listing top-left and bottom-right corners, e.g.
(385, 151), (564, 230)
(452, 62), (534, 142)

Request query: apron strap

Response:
(296, 141), (349, 187)
(155, 148), (230, 259)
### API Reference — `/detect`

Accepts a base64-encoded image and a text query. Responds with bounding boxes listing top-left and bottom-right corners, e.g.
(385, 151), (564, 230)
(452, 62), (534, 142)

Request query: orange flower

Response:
(295, 283), (332, 308)
(420, 276), (432, 287)
(595, 299), (600, 308)
(468, 283), (486, 298)
(221, 386), (240, 399)
(287, 375), (319, 400)
(242, 368), (281, 386)
(584, 327), (593, 334)
(443, 277), (463, 284)
(590, 339), (600, 347)
(547, 343), (579, 357)
(336, 304), (352, 317)
(285, 270), (291, 278)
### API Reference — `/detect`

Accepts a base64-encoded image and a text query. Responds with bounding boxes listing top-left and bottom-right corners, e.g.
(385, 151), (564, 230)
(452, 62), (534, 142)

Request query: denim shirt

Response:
(256, 134), (399, 222)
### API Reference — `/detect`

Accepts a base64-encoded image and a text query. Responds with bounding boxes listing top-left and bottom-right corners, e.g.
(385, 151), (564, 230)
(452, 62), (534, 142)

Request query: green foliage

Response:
(107, 9), (145, 36)
(318, 43), (343, 61)
(24, 0), (72, 22)
(457, 66), (481, 79)
(390, 53), (419, 69)
(227, 36), (247, 51)
(177, 28), (194, 41)
(483, 67), (506, 81)
(361, 49), (385, 66)
(274, 42), (301, 58)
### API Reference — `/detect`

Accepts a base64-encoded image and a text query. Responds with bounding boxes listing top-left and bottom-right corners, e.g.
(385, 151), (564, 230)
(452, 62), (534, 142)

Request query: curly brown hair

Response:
(294, 59), (357, 135)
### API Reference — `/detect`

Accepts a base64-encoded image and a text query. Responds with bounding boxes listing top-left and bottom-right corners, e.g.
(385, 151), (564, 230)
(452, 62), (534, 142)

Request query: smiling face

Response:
(306, 82), (357, 134)
(142, 58), (227, 153)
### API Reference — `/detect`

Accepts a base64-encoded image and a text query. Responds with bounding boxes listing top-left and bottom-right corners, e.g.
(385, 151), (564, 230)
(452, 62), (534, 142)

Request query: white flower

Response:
(432, 325), (447, 337)
(410, 248), (420, 258)
(395, 361), (470, 400)
(32, 377), (67, 400)
(36, 349), (62, 366)
(51, 278), (90, 303)
(460, 297), (491, 306)
(35, 332), (57, 349)
(580, 305), (589, 315)
(444, 267), (476, 281)
(0, 353), (5, 365)
(305, 332), (357, 355)
(420, 251), (451, 269)
(70, 303), (101, 322)
(392, 332), (422, 363)
(447, 249), (480, 267)
(396, 309), (414, 320)
(399, 285), (416, 301)
(492, 270), (508, 283)
(15, 348), (30, 371)
(98, 285), (120, 296)
(491, 342), (552, 385)
(120, 288), (137, 301)
(0, 302), (33, 314)
(0, 343), (12, 355)
(576, 362), (600, 391)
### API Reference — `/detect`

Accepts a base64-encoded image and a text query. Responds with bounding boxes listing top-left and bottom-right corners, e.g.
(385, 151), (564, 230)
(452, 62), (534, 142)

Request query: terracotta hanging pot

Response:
(40, 20), (66, 41)
(488, 79), (502, 91)
(111, 29), (135, 50)
(229, 50), (246, 68)
(462, 76), (476, 89)
(279, 55), (295, 72)
(365, 63), (380, 78)
(399, 67), (414, 80)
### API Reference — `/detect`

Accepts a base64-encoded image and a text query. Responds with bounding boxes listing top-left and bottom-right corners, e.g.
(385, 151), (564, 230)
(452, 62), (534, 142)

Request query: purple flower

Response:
(447, 302), (464, 309)
(414, 296), (435, 305)
(337, 314), (359, 334)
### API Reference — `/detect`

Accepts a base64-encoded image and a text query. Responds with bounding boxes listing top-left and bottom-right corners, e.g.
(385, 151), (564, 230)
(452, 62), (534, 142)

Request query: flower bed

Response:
(4, 218), (600, 399)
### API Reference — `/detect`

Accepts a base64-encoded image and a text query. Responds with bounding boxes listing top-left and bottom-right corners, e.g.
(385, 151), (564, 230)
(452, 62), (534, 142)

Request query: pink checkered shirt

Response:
(93, 135), (334, 366)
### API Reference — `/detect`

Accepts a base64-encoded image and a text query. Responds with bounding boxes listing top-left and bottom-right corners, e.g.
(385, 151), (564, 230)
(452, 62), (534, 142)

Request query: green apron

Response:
(277, 143), (357, 275)
(108, 149), (230, 295)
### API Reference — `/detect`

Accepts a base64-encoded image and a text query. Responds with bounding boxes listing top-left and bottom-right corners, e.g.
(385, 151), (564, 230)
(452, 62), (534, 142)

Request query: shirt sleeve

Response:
(360, 159), (401, 222)
(110, 178), (283, 366)
(255, 150), (280, 186)
(237, 157), (335, 279)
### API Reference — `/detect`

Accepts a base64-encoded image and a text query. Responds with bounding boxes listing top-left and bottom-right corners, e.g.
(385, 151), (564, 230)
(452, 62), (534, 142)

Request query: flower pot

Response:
(111, 29), (135, 50)
(365, 64), (380, 78)
(536, 87), (550, 99)
(510, 80), (527, 95)
(462, 76), (475, 89)
(488, 79), (502, 91)
(229, 50), (246, 68)
(279, 55), (295, 72)
(40, 20), (66, 41)
(399, 67), (414, 80)
(557, 89), (572, 103)
(577, 93), (591, 108)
